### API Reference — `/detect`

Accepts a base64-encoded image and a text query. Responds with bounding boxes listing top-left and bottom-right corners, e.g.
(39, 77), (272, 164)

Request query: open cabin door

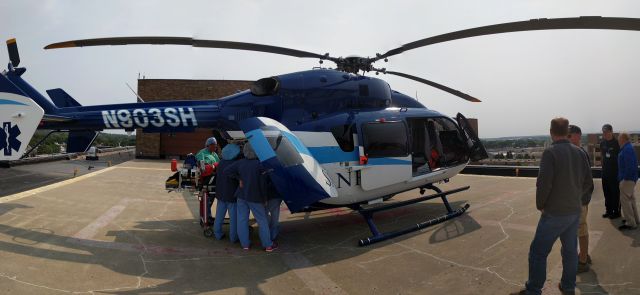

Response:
(456, 113), (488, 161)
(239, 117), (337, 212)
(358, 120), (412, 191)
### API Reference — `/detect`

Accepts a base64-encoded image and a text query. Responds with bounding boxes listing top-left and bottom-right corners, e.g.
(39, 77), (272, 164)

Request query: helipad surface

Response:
(0, 159), (638, 294)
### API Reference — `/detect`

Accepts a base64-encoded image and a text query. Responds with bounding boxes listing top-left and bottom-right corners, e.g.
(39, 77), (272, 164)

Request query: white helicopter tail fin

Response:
(0, 89), (45, 161)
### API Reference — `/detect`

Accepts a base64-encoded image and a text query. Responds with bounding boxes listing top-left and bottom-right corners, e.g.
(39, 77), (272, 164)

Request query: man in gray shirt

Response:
(514, 118), (593, 295)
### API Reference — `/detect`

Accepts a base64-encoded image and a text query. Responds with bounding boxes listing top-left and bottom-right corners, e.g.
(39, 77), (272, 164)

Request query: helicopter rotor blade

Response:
(374, 16), (640, 61)
(385, 71), (481, 102)
(45, 36), (334, 60)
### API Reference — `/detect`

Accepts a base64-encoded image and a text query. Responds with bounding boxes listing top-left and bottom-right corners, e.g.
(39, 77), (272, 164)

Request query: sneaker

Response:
(509, 289), (530, 295)
(577, 261), (590, 273)
(609, 213), (622, 219)
(271, 241), (279, 250)
(265, 246), (276, 252)
(242, 245), (250, 251)
(558, 283), (575, 294)
(587, 255), (592, 265)
(602, 212), (611, 218)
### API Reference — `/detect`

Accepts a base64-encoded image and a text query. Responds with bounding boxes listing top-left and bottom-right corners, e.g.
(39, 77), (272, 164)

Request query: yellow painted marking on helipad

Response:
(0, 165), (169, 203)
(0, 166), (117, 203)
(115, 166), (169, 171)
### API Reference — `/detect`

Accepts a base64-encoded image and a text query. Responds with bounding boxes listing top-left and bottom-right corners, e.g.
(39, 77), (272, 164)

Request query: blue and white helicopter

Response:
(3, 16), (640, 246)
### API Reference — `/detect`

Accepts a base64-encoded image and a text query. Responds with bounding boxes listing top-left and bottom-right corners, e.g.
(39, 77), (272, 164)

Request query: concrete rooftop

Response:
(0, 159), (638, 294)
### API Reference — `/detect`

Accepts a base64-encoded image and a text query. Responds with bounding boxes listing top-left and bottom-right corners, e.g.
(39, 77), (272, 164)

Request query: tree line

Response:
(27, 131), (135, 155)
(480, 138), (546, 150)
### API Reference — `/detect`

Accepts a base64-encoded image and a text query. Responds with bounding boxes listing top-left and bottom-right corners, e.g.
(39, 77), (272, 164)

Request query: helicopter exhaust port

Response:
(357, 185), (470, 247)
(250, 77), (280, 96)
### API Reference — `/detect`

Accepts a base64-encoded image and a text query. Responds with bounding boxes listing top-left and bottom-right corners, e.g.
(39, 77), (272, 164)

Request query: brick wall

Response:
(136, 79), (253, 158)
(138, 79), (253, 101)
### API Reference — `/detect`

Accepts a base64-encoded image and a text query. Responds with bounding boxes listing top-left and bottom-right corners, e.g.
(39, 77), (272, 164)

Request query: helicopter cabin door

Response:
(456, 113), (488, 161)
(239, 117), (338, 212)
(358, 120), (412, 191)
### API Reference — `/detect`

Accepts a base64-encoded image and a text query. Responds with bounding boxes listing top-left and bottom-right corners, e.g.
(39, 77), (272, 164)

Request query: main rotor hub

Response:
(334, 55), (374, 74)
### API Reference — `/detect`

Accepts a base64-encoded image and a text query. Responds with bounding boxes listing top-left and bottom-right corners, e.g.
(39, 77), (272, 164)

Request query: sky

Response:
(1, 0), (639, 138)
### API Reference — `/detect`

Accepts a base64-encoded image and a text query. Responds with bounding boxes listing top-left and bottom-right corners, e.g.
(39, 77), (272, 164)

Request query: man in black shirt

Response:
(600, 124), (621, 219)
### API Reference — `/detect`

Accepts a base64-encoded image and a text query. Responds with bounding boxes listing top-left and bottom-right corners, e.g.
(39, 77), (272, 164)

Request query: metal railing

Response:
(462, 165), (640, 178)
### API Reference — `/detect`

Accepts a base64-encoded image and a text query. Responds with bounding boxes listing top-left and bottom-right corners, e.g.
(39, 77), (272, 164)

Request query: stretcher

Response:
(165, 154), (200, 191)
(198, 175), (216, 237)
(165, 153), (219, 237)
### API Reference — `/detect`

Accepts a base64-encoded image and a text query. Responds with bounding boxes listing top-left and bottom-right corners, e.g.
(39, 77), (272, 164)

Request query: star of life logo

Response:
(0, 122), (21, 156)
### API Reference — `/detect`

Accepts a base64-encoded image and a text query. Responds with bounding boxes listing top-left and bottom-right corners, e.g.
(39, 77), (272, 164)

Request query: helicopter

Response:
(3, 16), (640, 246)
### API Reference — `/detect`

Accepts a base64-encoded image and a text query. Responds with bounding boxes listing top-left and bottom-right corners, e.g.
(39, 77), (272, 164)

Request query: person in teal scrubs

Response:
(196, 137), (220, 165)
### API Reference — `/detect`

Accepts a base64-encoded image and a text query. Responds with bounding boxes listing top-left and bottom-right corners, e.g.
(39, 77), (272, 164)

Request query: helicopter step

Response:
(357, 185), (470, 247)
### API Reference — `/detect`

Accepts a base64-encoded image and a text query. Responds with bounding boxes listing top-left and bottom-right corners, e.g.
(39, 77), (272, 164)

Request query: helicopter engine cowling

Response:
(274, 69), (393, 123)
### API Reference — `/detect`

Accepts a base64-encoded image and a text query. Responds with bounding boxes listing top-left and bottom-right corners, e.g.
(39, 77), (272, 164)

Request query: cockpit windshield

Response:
(259, 126), (304, 167)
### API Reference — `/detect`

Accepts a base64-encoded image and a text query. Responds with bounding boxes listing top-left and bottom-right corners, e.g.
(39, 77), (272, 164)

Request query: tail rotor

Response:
(1, 39), (45, 161)
(6, 38), (20, 67)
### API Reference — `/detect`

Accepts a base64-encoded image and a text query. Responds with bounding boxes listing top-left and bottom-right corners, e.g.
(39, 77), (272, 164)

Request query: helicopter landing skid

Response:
(357, 185), (470, 247)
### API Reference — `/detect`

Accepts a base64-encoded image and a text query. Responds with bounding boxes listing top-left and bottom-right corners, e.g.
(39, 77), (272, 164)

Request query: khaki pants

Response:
(578, 205), (588, 237)
(619, 180), (639, 227)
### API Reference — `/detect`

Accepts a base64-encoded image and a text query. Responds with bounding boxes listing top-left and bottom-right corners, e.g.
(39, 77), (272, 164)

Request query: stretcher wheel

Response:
(203, 227), (214, 237)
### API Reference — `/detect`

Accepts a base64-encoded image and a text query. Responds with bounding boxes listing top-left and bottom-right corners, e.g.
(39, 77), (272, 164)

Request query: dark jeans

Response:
(267, 198), (282, 241)
(525, 212), (580, 295)
(602, 176), (620, 214)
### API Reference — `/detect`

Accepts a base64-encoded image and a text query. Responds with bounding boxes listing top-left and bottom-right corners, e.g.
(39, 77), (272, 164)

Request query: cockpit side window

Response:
(330, 124), (356, 152)
(362, 121), (409, 158)
(260, 126), (304, 168)
(409, 117), (468, 175)
(432, 118), (469, 165)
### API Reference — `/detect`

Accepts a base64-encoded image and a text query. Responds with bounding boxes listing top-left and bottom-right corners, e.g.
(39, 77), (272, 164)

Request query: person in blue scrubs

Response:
(264, 175), (283, 244)
(224, 143), (276, 252)
(213, 143), (241, 242)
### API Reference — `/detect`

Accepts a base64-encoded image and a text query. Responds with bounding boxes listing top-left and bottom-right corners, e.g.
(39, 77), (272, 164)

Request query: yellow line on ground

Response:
(459, 174), (534, 180)
(114, 166), (169, 171)
(0, 166), (118, 204)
